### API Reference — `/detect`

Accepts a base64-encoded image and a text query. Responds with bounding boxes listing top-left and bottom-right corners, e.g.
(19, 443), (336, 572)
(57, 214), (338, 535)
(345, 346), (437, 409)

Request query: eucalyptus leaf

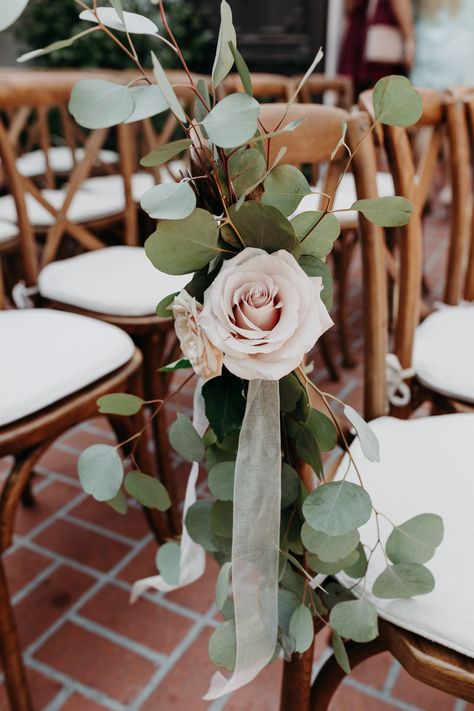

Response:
(262, 165), (312, 217)
(289, 605), (314, 653)
(352, 197), (413, 227)
(109, 0), (125, 25)
(344, 543), (368, 578)
(228, 148), (266, 198)
(169, 413), (205, 462)
(124, 470), (171, 511)
(331, 122), (349, 160)
(140, 181), (196, 220)
(228, 202), (298, 254)
(307, 548), (360, 575)
(295, 425), (323, 476)
(279, 373), (304, 413)
(301, 523), (360, 562)
(125, 85), (168, 123)
(210, 500), (233, 538)
(208, 461), (235, 502)
(212, 0), (237, 89)
(386, 513), (444, 565)
(155, 291), (179, 318)
(329, 599), (379, 643)
(332, 631), (351, 674)
(140, 138), (192, 167)
(322, 582), (356, 611)
(18, 36), (81, 63)
(156, 541), (181, 585)
(145, 208), (220, 275)
(69, 79), (134, 129)
(79, 7), (159, 35)
(202, 93), (260, 149)
(288, 47), (324, 104)
(343, 405), (380, 463)
(151, 50), (187, 123)
(0, 0), (29, 31)
(278, 589), (300, 632)
(303, 481), (372, 536)
(298, 256), (333, 310)
(229, 41), (252, 96)
(306, 408), (338, 452)
(372, 75), (423, 127)
(372, 563), (435, 599)
(159, 358), (192, 372)
(215, 561), (232, 610)
(281, 463), (300, 509)
(294, 212), (341, 259)
(106, 489), (128, 515)
(194, 78), (211, 125)
(209, 620), (236, 671)
(97, 393), (144, 416)
(202, 369), (246, 441)
(78, 444), (123, 502)
(185, 499), (218, 552)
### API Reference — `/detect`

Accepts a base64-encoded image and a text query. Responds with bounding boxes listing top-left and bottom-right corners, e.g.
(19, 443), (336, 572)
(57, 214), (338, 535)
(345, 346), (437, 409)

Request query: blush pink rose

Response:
(173, 290), (223, 382)
(199, 247), (333, 380)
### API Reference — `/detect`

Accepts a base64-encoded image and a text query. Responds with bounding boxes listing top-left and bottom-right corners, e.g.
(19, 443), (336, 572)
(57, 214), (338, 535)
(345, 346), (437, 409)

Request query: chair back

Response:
(360, 88), (472, 370)
(220, 73), (291, 101)
(461, 93), (474, 301)
(292, 74), (354, 110)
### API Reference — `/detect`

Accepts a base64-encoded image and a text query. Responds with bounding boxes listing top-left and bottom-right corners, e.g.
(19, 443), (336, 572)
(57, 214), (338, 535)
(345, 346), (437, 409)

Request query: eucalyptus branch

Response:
(158, 0), (195, 89)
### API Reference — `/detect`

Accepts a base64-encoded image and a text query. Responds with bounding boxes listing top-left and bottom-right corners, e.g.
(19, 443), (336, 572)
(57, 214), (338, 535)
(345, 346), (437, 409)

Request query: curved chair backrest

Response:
(219, 73), (292, 102)
(359, 88), (471, 370)
(292, 73), (354, 111)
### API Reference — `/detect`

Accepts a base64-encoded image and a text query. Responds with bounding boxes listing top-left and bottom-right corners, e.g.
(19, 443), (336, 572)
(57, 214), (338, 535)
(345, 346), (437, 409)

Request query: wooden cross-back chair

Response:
(292, 73), (354, 111)
(461, 93), (474, 302)
(0, 77), (194, 532)
(359, 88), (473, 417)
(219, 72), (292, 101)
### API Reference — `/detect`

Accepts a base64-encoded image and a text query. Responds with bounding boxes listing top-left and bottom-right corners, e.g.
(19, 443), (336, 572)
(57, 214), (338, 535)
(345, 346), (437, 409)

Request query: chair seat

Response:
(16, 147), (119, 178)
(80, 172), (155, 203)
(38, 246), (191, 317)
(0, 220), (18, 242)
(0, 308), (135, 427)
(0, 188), (126, 227)
(413, 303), (474, 403)
(336, 413), (474, 658)
(295, 172), (395, 227)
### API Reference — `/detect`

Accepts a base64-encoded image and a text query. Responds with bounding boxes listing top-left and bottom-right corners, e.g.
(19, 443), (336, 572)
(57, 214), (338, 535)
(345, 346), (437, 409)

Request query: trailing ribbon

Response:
(130, 382), (207, 601)
(385, 353), (415, 407)
(204, 379), (281, 699)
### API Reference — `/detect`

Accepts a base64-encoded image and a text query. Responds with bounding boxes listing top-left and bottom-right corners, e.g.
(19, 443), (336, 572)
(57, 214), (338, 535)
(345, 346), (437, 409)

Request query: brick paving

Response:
(0, 201), (469, 710)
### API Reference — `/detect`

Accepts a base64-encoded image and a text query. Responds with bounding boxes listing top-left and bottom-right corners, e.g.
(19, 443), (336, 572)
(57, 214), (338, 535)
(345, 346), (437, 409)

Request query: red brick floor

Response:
(1, 203), (469, 710)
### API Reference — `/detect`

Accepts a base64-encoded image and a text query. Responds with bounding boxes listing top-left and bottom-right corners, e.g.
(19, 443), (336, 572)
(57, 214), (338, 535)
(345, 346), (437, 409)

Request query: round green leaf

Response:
(329, 599), (379, 643)
(97, 393), (144, 416)
(281, 463), (300, 509)
(125, 85), (168, 123)
(307, 548), (360, 575)
(210, 500), (233, 538)
(78, 444), (123, 502)
(294, 212), (341, 259)
(301, 523), (360, 562)
(215, 561), (232, 610)
(343, 405), (380, 463)
(208, 461), (235, 501)
(202, 93), (260, 149)
(79, 7), (159, 35)
(351, 197), (413, 228)
(386, 513), (444, 565)
(262, 165), (312, 217)
(372, 563), (435, 599)
(344, 543), (368, 579)
(145, 209), (220, 275)
(140, 182), (196, 220)
(302, 481), (372, 536)
(106, 489), (128, 515)
(228, 201), (299, 254)
(278, 588), (300, 633)
(156, 291), (179, 318)
(209, 620), (236, 671)
(295, 425), (322, 477)
(289, 604), (314, 653)
(372, 75), (423, 127)
(0, 0), (29, 31)
(332, 631), (351, 674)
(169, 413), (205, 462)
(156, 541), (181, 585)
(298, 255), (333, 310)
(306, 408), (338, 453)
(140, 139), (192, 168)
(228, 147), (266, 198)
(279, 373), (304, 413)
(212, 0), (237, 89)
(185, 499), (218, 552)
(69, 79), (134, 129)
(124, 470), (171, 511)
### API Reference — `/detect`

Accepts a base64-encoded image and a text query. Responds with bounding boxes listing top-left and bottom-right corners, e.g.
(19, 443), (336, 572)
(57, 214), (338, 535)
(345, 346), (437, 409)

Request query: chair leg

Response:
(0, 557), (32, 711)
(319, 334), (340, 383)
(309, 637), (386, 710)
(280, 644), (315, 711)
(336, 230), (357, 369)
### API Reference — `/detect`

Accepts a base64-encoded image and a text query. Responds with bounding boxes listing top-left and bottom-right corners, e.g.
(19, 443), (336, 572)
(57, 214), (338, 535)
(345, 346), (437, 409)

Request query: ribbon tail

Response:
(204, 379), (281, 700)
(131, 381), (207, 602)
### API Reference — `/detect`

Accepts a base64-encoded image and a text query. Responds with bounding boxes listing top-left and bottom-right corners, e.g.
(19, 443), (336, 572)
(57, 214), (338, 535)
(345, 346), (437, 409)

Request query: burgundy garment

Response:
(339, 0), (406, 95)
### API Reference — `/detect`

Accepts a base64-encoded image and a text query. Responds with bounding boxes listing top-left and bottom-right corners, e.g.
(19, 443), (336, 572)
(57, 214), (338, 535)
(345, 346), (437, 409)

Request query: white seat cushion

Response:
(0, 308), (135, 427)
(294, 172), (395, 227)
(0, 220), (18, 242)
(16, 147), (118, 178)
(0, 188), (125, 227)
(80, 172), (155, 203)
(413, 303), (474, 403)
(38, 246), (191, 317)
(336, 413), (474, 658)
